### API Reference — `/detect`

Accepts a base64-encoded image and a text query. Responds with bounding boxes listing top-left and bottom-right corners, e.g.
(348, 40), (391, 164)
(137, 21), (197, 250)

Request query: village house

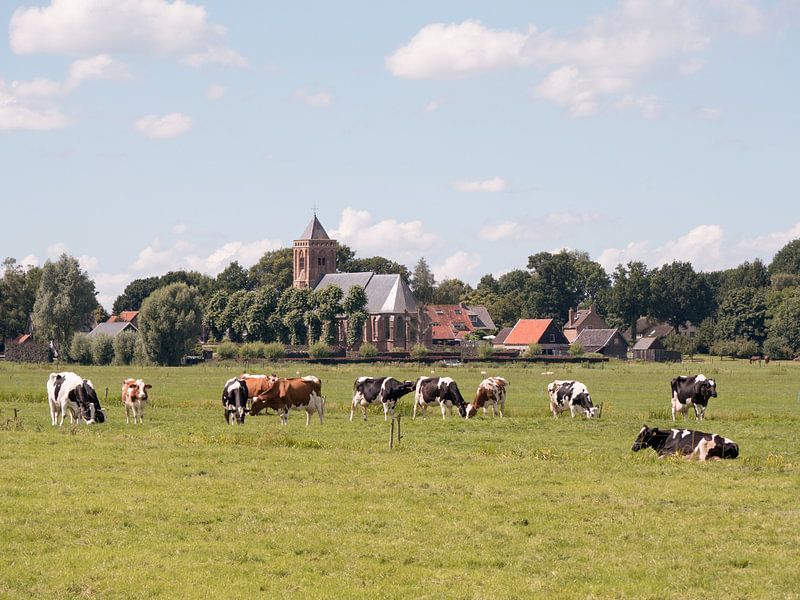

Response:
(501, 318), (569, 355)
(632, 336), (682, 362)
(562, 304), (608, 343)
(294, 215), (429, 352)
(622, 316), (697, 343)
(572, 328), (628, 359)
(425, 302), (495, 345)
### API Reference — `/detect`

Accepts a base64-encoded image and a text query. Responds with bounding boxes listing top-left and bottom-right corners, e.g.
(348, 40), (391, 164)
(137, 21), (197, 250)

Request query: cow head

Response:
(631, 425), (653, 452)
(699, 379), (717, 400)
(80, 380), (105, 424)
(249, 375), (280, 416)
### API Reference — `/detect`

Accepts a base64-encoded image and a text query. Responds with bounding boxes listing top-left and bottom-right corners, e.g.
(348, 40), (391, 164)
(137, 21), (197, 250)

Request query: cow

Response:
(121, 378), (151, 424)
(46, 372), (106, 426)
(239, 373), (272, 412)
(412, 376), (467, 419)
(547, 380), (599, 418)
(631, 425), (739, 460)
(671, 374), (717, 421)
(465, 376), (508, 419)
(350, 376), (415, 421)
(222, 377), (248, 425)
(249, 376), (324, 426)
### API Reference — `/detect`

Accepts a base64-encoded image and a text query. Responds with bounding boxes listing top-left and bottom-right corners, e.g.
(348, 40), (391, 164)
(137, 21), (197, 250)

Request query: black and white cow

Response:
(46, 371), (106, 426)
(631, 425), (739, 460)
(547, 380), (599, 418)
(350, 376), (415, 421)
(412, 376), (467, 419)
(671, 374), (717, 420)
(222, 377), (248, 425)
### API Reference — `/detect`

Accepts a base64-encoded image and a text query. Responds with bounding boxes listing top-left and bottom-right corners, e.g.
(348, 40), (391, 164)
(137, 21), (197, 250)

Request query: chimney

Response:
(568, 308), (575, 326)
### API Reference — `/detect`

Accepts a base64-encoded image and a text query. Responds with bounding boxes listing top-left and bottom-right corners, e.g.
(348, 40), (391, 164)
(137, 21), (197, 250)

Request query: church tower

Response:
(293, 214), (337, 289)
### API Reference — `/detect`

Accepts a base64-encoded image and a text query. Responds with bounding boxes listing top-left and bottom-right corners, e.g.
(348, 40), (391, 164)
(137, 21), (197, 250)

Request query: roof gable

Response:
(299, 215), (330, 240)
(573, 328), (624, 350)
(314, 272), (417, 314)
(504, 319), (562, 345)
(87, 322), (137, 338)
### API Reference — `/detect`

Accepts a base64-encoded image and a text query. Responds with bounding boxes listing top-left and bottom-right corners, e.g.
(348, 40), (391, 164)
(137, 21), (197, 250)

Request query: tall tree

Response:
(249, 248), (294, 290)
(138, 283), (202, 366)
(0, 258), (41, 341)
(649, 261), (713, 331)
(112, 276), (161, 314)
(411, 258), (435, 304)
(342, 256), (411, 282)
(769, 239), (800, 276)
(203, 290), (229, 342)
(214, 261), (251, 294)
(766, 288), (800, 356)
(313, 285), (344, 345)
(432, 278), (473, 304)
(277, 286), (312, 345)
(715, 287), (767, 345)
(342, 284), (368, 348)
(608, 261), (650, 340)
(32, 254), (98, 352)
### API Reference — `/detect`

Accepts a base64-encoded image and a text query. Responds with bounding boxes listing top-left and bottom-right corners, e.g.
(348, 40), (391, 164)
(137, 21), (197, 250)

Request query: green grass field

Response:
(1, 359), (799, 599)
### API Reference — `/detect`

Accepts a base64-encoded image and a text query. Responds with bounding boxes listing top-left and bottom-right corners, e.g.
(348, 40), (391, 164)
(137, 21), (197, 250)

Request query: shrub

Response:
(568, 343), (584, 356)
(762, 335), (793, 360)
(216, 342), (238, 360)
(359, 342), (378, 358)
(69, 333), (93, 364)
(133, 335), (150, 365)
(262, 342), (286, 360)
(113, 331), (137, 365)
(410, 343), (429, 360)
(239, 342), (266, 359)
(477, 341), (494, 359)
(91, 334), (114, 365)
(308, 342), (333, 359)
(524, 343), (542, 358)
(710, 338), (759, 358)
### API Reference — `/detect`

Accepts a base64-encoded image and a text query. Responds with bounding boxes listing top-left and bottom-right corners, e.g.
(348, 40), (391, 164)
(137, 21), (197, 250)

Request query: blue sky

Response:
(1, 0), (798, 309)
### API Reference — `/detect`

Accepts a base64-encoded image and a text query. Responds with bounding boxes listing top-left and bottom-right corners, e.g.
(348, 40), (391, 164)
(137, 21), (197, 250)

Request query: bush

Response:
(262, 342), (286, 360)
(524, 343), (542, 358)
(410, 343), (429, 360)
(91, 334), (114, 365)
(358, 342), (378, 358)
(710, 338), (759, 358)
(133, 335), (150, 365)
(216, 342), (238, 360)
(239, 342), (266, 359)
(477, 341), (494, 359)
(308, 342), (333, 359)
(69, 333), (93, 364)
(763, 335), (793, 360)
(568, 343), (584, 357)
(113, 331), (137, 365)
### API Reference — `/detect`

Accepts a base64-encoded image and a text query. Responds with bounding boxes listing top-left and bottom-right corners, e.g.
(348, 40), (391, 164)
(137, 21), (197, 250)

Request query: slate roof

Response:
(573, 329), (622, 352)
(466, 305), (495, 330)
(504, 319), (556, 346)
(492, 327), (513, 345)
(299, 214), (330, 240)
(426, 303), (495, 341)
(633, 336), (664, 350)
(86, 322), (137, 338)
(314, 272), (418, 314)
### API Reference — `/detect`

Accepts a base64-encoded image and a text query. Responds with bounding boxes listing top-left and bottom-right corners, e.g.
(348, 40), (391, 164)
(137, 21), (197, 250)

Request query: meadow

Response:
(1, 358), (799, 599)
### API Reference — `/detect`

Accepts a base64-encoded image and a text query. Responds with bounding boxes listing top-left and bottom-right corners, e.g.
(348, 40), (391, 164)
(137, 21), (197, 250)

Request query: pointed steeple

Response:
(300, 214), (330, 240)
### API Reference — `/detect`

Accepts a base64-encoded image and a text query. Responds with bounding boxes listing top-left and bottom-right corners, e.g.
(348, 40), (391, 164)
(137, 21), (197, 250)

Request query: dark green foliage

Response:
(314, 285), (344, 345)
(203, 290), (229, 341)
(770, 273), (800, 291)
(249, 248), (294, 290)
(32, 254), (99, 353)
(278, 287), (313, 345)
(214, 261), (252, 294)
(262, 342), (285, 360)
(112, 276), (160, 314)
(715, 287), (767, 345)
(138, 283), (203, 366)
(308, 341), (332, 358)
(711, 338), (759, 358)
(0, 258), (41, 343)
(649, 261), (713, 331)
(762, 335), (793, 359)
(411, 258), (435, 304)
(358, 342), (378, 357)
(663, 333), (699, 357)
(113, 331), (137, 365)
(769, 238), (800, 276)
(340, 255), (411, 283)
(216, 342), (238, 360)
(220, 290), (249, 342)
(767, 288), (800, 356)
(342, 284), (368, 348)
(433, 278), (473, 304)
(91, 334), (114, 365)
(69, 333), (93, 365)
(608, 261), (650, 339)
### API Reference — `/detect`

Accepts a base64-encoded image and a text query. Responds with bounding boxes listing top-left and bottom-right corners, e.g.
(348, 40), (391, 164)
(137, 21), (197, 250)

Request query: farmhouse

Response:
(572, 328), (628, 359)
(106, 310), (140, 328)
(501, 318), (569, 355)
(632, 336), (681, 362)
(86, 321), (137, 339)
(623, 316), (697, 342)
(562, 304), (608, 343)
(426, 303), (495, 345)
(293, 215), (429, 351)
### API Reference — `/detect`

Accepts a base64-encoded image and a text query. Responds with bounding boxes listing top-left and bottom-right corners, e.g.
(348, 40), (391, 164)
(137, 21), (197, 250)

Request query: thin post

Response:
(389, 418), (395, 450)
(396, 415), (401, 444)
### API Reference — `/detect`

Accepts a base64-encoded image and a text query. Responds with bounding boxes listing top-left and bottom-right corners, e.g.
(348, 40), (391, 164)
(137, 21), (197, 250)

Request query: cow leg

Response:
(125, 404), (130, 425)
(383, 403), (389, 421)
(306, 408), (311, 426)
(499, 399), (505, 418)
(440, 401), (447, 420)
(281, 407), (289, 426)
(412, 401), (417, 420)
(319, 397), (324, 424)
(349, 400), (355, 422)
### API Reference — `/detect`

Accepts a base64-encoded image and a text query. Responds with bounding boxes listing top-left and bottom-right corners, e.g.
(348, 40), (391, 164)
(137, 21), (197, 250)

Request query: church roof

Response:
(299, 214), (330, 240)
(314, 272), (418, 314)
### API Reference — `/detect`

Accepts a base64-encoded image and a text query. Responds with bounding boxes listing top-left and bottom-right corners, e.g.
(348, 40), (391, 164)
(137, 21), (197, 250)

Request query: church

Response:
(292, 214), (429, 351)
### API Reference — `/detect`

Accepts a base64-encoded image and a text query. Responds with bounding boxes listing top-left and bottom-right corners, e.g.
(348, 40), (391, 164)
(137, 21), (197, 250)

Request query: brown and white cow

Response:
(249, 375), (324, 426)
(122, 378), (151, 424)
(465, 376), (508, 419)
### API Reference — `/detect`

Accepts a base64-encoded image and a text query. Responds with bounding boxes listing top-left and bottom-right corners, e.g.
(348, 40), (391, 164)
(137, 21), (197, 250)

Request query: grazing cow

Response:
(465, 376), (508, 419)
(412, 376), (467, 419)
(631, 425), (739, 460)
(350, 376), (415, 421)
(239, 373), (272, 411)
(249, 376), (324, 426)
(47, 372), (106, 426)
(121, 378), (151, 424)
(222, 377), (248, 425)
(547, 380), (599, 418)
(671, 374), (717, 421)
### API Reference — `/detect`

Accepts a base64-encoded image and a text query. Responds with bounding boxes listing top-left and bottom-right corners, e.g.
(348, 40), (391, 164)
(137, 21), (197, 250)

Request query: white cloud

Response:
(206, 84), (227, 101)
(477, 221), (537, 242)
(0, 84), (70, 131)
(453, 176), (506, 193)
(65, 54), (132, 90)
(185, 239), (283, 274)
(9, 0), (245, 68)
(433, 251), (481, 281)
(545, 212), (602, 227)
(293, 88), (332, 107)
(478, 212), (600, 241)
(46, 242), (69, 258)
(134, 113), (192, 139)
(386, 20), (530, 79)
(424, 99), (443, 113)
(331, 207), (440, 260)
(130, 237), (177, 271)
(20, 254), (39, 267)
(615, 94), (662, 119)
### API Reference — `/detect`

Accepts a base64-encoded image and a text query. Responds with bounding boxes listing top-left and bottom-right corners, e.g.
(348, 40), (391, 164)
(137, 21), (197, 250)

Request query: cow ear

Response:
(145, 384), (152, 389)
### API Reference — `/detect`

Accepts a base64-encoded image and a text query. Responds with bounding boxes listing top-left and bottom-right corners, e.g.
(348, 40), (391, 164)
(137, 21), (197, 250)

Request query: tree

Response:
(608, 261), (650, 340)
(220, 290), (249, 342)
(715, 287), (767, 345)
(432, 279), (473, 304)
(342, 284), (368, 348)
(214, 261), (251, 294)
(112, 276), (160, 314)
(341, 255), (411, 282)
(769, 239), (800, 276)
(244, 286), (280, 342)
(204, 290), (229, 341)
(649, 261), (713, 331)
(277, 286), (312, 345)
(313, 284), (344, 345)
(0, 258), (41, 342)
(411, 258), (435, 304)
(767, 288), (800, 357)
(249, 248), (294, 290)
(138, 283), (203, 365)
(113, 330), (137, 365)
(32, 254), (99, 353)
(336, 244), (357, 269)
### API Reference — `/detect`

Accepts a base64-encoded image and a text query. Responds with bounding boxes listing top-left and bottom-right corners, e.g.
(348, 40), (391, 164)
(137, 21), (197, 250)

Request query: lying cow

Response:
(547, 380), (599, 418)
(465, 376), (508, 419)
(413, 376), (467, 419)
(47, 372), (106, 426)
(671, 374), (717, 420)
(121, 378), (151, 424)
(351, 376), (415, 421)
(222, 377), (248, 425)
(631, 425), (739, 460)
(250, 376), (324, 426)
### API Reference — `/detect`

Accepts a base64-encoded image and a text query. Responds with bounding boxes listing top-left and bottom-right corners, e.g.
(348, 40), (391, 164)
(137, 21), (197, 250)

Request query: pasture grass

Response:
(1, 358), (799, 599)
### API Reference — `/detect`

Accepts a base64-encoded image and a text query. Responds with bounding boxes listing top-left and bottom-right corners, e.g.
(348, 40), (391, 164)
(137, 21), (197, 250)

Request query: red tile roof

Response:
(426, 304), (489, 341)
(107, 311), (139, 324)
(504, 319), (554, 345)
(11, 333), (32, 345)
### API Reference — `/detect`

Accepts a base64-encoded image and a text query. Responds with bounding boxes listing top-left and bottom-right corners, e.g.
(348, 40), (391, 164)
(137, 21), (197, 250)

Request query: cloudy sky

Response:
(1, 1), (799, 308)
